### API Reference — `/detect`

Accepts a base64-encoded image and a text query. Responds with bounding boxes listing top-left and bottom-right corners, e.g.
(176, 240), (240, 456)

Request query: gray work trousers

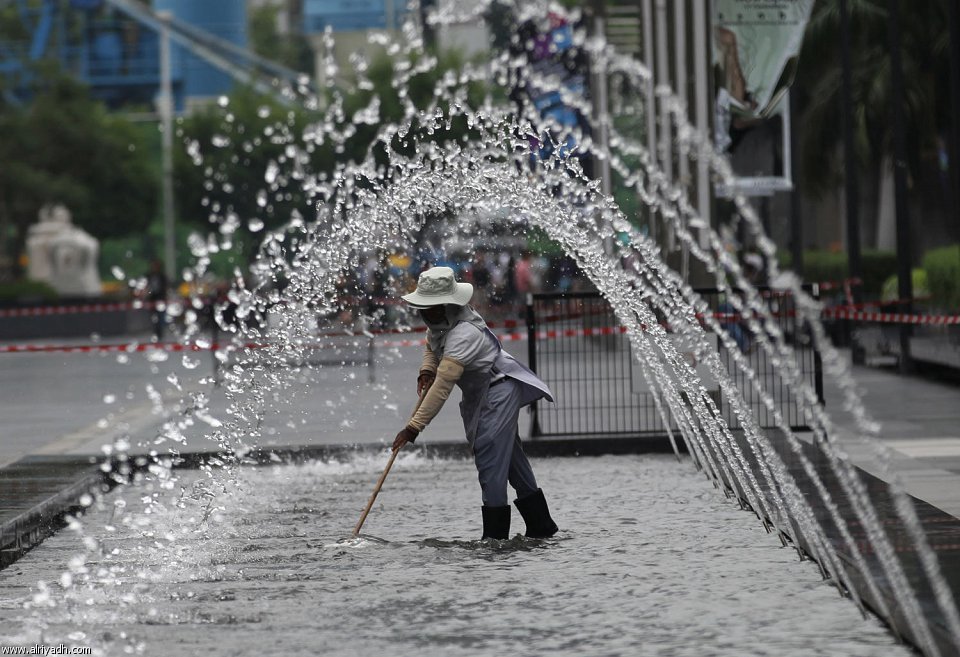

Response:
(471, 378), (539, 507)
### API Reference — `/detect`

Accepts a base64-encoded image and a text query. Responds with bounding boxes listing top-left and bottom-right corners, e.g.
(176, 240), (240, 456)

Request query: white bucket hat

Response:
(402, 266), (473, 308)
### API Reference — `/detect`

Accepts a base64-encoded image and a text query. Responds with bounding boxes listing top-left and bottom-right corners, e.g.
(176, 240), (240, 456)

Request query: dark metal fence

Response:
(526, 289), (823, 438)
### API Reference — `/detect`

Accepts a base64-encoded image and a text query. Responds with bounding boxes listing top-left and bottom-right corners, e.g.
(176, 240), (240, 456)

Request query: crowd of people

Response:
(348, 249), (586, 327)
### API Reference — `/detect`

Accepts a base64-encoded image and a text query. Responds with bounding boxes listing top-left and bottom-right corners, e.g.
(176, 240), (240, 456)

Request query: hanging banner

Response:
(711, 0), (814, 197)
(512, 11), (591, 167)
(712, 0), (814, 121)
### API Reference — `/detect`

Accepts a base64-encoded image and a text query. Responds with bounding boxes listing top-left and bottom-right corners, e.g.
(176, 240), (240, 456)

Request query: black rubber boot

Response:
(514, 489), (558, 538)
(481, 505), (511, 540)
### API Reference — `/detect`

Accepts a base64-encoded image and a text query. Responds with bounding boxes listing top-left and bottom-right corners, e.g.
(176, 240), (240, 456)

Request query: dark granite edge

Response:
(719, 438), (959, 657)
(0, 463), (108, 570)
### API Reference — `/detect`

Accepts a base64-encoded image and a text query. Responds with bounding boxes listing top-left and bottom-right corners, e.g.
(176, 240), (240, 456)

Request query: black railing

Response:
(526, 289), (823, 438)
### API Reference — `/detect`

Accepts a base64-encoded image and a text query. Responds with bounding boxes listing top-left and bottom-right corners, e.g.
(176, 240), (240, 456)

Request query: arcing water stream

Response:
(1, 2), (958, 655)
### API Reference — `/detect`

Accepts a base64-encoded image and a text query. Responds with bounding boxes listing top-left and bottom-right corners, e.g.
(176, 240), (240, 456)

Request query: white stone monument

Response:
(26, 204), (102, 297)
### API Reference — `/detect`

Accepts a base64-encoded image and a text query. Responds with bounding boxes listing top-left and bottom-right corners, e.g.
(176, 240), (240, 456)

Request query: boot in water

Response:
(514, 489), (558, 538)
(481, 505), (511, 540)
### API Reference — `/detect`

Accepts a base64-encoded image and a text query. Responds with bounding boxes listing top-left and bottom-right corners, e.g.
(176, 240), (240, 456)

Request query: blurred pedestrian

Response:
(146, 259), (169, 341)
(392, 266), (559, 540)
(504, 255), (518, 310)
(471, 251), (491, 310)
(514, 250), (535, 298)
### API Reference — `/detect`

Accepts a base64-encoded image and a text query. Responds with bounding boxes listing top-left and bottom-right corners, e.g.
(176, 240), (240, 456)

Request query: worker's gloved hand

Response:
(417, 371), (436, 396)
(392, 425), (420, 451)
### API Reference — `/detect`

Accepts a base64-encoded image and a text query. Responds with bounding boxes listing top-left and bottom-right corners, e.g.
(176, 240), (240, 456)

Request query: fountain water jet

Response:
(3, 2), (958, 655)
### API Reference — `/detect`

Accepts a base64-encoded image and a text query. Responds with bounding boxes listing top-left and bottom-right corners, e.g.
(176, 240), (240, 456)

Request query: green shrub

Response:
(881, 269), (928, 303)
(802, 250), (848, 288)
(779, 249), (897, 299)
(0, 279), (59, 303)
(922, 244), (960, 310)
(860, 251), (898, 300)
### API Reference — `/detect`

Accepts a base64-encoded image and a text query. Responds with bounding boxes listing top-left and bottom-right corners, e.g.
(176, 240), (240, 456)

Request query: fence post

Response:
(526, 293), (541, 438)
(813, 283), (825, 405)
(367, 336), (375, 383)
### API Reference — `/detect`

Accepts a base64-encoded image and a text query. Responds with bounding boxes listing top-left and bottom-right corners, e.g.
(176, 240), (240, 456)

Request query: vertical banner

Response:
(712, 0), (814, 197)
(512, 11), (591, 169)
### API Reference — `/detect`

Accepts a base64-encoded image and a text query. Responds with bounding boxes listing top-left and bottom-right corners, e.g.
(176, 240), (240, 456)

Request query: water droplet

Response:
(265, 160), (280, 185)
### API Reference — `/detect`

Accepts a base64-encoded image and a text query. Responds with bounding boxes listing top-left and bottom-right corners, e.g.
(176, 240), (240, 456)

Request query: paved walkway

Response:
(1, 335), (958, 515)
(822, 350), (960, 517)
(0, 332), (511, 467)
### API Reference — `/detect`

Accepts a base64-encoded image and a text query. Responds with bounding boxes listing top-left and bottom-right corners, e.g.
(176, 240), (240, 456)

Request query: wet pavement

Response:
(0, 455), (913, 657)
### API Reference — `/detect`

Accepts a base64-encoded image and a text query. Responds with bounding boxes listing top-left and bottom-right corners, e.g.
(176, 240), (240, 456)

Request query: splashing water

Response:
(6, 1), (959, 655)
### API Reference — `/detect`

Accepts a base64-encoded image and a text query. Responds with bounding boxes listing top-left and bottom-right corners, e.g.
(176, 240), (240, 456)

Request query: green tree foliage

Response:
(248, 2), (313, 74)
(172, 86), (312, 239)
(795, 0), (952, 193)
(922, 244), (960, 310)
(172, 47), (487, 246)
(780, 248), (897, 299)
(0, 69), (157, 276)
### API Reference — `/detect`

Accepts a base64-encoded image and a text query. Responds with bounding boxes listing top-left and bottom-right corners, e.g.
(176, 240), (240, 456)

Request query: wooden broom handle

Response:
(352, 387), (429, 537)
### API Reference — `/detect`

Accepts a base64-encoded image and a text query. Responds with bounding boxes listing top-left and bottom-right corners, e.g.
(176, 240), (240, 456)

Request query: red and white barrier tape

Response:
(0, 325), (634, 355)
(821, 309), (960, 325)
(0, 341), (244, 355)
(0, 275), (869, 320)
(0, 301), (158, 318)
(6, 308), (960, 355)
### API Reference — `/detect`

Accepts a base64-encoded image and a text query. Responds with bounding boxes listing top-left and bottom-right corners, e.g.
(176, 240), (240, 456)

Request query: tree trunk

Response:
(0, 190), (10, 282)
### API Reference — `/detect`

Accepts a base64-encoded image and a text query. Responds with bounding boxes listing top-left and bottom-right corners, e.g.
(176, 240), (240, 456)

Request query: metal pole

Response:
(674, 0), (689, 186)
(674, 0), (690, 280)
(159, 12), (176, 287)
(840, 0), (863, 363)
(889, 0), (913, 374)
(655, 0), (673, 250)
(789, 90), (804, 276)
(526, 293), (541, 438)
(593, 7), (614, 255)
(693, 0), (712, 252)
(642, 0), (657, 241)
(590, 1), (612, 198)
(948, 0), (960, 233)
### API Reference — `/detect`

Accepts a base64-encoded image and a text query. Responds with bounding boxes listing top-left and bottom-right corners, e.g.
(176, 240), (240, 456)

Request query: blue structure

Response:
(1, 0), (247, 108)
(303, 0), (410, 33)
(154, 0), (246, 101)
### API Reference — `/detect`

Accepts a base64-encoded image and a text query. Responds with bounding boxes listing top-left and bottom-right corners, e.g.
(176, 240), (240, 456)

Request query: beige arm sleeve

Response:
(407, 357), (464, 432)
(420, 346), (439, 374)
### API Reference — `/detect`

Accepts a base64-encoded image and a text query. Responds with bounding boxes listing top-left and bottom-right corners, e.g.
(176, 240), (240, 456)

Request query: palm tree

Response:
(794, 0), (951, 197)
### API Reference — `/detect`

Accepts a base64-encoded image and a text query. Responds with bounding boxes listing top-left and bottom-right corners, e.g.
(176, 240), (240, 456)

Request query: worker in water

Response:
(392, 266), (559, 541)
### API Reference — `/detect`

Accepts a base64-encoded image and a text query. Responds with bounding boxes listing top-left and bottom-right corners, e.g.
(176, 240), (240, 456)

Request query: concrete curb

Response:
(0, 456), (108, 569)
(165, 434), (683, 468)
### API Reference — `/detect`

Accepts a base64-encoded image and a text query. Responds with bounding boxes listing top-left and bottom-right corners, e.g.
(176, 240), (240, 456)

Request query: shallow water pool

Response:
(0, 454), (909, 656)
